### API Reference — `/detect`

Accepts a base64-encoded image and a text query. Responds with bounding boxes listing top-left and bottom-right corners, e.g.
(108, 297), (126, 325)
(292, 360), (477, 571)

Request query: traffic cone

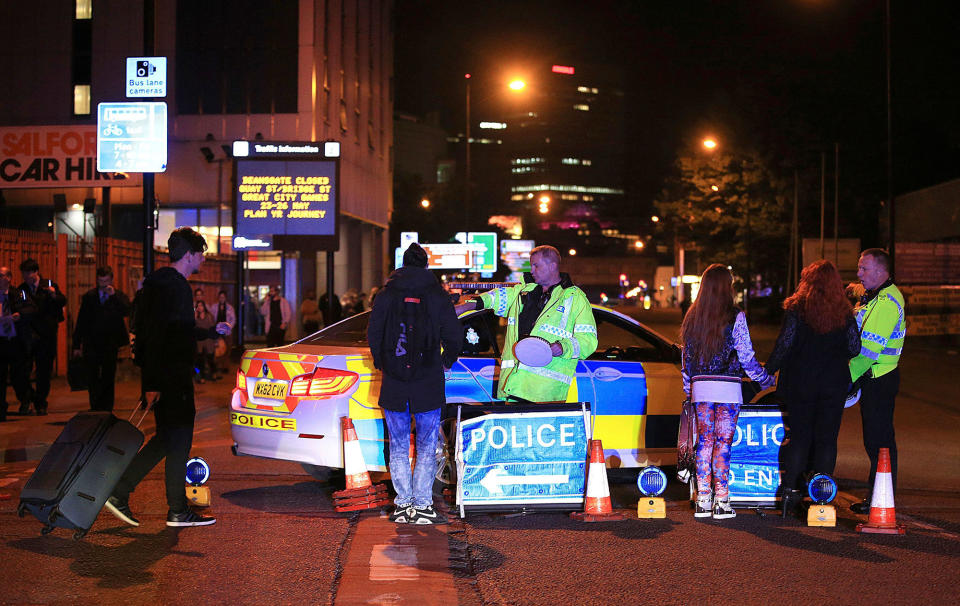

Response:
(333, 416), (391, 511)
(856, 447), (906, 535)
(571, 439), (625, 522)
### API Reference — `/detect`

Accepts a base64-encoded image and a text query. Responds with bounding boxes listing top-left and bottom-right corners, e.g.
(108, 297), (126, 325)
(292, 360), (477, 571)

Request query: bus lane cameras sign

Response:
(126, 57), (166, 97)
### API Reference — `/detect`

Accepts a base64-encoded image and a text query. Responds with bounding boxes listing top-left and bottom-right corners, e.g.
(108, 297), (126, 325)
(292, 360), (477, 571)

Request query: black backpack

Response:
(380, 290), (432, 381)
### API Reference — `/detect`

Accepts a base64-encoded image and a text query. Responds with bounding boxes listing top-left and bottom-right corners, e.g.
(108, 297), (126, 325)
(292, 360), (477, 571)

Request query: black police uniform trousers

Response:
(860, 367), (899, 496)
(113, 386), (194, 513)
(83, 346), (119, 411)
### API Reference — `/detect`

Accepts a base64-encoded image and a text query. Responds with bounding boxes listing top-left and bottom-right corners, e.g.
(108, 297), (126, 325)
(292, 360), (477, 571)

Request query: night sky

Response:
(395, 1), (960, 218)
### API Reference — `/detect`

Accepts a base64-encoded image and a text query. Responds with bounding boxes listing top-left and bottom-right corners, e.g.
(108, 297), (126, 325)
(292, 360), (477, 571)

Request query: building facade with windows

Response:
(0, 0), (393, 327)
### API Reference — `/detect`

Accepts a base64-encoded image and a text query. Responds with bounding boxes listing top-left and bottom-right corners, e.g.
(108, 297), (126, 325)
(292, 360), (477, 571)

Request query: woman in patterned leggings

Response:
(680, 264), (774, 520)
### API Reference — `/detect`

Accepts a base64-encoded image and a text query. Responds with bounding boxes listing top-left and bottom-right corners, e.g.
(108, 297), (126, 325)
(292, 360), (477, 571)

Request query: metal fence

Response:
(1, 228), (237, 376)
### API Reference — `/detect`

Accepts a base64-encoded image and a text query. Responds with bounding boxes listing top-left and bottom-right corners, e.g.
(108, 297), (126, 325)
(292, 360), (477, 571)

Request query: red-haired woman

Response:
(681, 264), (774, 520)
(766, 260), (860, 516)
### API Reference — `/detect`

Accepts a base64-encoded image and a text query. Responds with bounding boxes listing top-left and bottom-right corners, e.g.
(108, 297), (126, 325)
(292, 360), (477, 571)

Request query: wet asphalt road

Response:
(1, 313), (958, 604)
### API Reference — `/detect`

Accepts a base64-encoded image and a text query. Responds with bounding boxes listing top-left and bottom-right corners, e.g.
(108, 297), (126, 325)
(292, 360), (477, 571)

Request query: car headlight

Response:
(807, 473), (837, 504)
(185, 457), (211, 486)
(637, 466), (667, 497)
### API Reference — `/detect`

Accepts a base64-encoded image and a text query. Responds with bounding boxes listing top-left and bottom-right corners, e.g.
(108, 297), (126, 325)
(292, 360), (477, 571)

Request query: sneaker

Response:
(104, 496), (140, 527)
(850, 500), (871, 515)
(713, 499), (736, 520)
(166, 508), (216, 527)
(389, 506), (415, 524)
(694, 495), (713, 518)
(409, 504), (448, 525)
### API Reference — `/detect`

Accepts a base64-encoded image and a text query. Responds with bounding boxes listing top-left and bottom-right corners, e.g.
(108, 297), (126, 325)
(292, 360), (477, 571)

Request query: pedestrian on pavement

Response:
(454, 245), (597, 402)
(213, 289), (236, 373)
(367, 243), (461, 525)
(300, 289), (321, 335)
(260, 285), (291, 347)
(71, 266), (131, 412)
(11, 258), (66, 416)
(0, 266), (21, 422)
(680, 263), (774, 520)
(848, 248), (906, 515)
(765, 260), (860, 517)
(319, 291), (342, 327)
(194, 300), (217, 382)
(104, 227), (231, 528)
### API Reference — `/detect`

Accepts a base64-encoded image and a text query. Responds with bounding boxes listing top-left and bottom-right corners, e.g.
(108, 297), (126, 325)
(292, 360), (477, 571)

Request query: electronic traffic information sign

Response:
(233, 140), (340, 251)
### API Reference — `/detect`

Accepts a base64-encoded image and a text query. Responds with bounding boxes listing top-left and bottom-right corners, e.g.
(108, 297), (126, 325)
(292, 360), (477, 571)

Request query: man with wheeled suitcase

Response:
(104, 227), (231, 528)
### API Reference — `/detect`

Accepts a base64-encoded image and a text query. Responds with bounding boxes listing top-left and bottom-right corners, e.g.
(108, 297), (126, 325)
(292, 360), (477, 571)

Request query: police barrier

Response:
(728, 406), (785, 504)
(456, 404), (589, 515)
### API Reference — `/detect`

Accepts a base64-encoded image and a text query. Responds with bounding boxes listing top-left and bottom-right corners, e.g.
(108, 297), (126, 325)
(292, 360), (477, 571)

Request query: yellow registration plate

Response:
(230, 412), (297, 432)
(253, 380), (288, 400)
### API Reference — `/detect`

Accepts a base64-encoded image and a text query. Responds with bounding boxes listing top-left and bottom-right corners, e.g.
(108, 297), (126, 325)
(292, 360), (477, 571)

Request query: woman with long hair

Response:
(195, 300), (217, 383)
(681, 264), (774, 520)
(766, 260), (860, 516)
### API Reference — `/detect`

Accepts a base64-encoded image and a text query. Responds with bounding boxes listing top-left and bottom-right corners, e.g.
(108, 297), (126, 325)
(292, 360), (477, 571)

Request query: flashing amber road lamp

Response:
(420, 198), (431, 209)
(702, 138), (718, 150)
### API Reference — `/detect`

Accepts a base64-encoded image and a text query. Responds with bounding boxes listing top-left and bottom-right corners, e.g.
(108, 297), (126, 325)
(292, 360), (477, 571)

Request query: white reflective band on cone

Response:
(585, 461), (610, 499)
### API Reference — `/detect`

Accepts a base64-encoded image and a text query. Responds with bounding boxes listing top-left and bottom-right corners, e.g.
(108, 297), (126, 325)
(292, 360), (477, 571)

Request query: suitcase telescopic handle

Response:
(128, 396), (153, 428)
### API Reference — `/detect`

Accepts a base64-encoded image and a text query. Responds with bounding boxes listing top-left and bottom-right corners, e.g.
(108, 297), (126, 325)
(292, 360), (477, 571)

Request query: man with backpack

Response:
(367, 243), (461, 525)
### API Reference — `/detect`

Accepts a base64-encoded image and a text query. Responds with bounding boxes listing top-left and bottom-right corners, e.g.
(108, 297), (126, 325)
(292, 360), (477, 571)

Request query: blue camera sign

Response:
(126, 57), (167, 97)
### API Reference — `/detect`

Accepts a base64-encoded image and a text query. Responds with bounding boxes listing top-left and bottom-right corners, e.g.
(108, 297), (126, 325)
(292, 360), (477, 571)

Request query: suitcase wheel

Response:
(73, 530), (87, 541)
(41, 525), (54, 536)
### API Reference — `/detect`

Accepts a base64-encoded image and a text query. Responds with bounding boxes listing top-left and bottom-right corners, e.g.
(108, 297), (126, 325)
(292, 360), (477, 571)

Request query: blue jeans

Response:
(382, 406), (442, 508)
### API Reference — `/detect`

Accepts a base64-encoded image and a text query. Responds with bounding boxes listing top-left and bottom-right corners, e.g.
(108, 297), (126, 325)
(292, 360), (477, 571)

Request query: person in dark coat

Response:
(12, 258), (66, 416)
(72, 266), (131, 411)
(766, 260), (860, 517)
(319, 291), (343, 327)
(104, 227), (230, 529)
(367, 243), (461, 525)
(0, 266), (20, 422)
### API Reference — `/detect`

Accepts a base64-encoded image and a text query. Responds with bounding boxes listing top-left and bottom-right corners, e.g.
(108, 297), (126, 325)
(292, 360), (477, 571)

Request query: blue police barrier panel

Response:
(728, 406), (786, 505)
(457, 410), (589, 512)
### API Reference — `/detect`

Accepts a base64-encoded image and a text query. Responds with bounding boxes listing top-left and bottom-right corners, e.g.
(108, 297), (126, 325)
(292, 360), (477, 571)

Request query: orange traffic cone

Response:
(571, 439), (625, 522)
(856, 447), (905, 535)
(333, 417), (391, 511)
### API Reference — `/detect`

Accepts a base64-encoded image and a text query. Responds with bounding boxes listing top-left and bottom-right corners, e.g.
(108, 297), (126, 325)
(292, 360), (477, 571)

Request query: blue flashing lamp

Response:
(637, 466), (667, 497)
(807, 473), (837, 504)
(185, 457), (211, 486)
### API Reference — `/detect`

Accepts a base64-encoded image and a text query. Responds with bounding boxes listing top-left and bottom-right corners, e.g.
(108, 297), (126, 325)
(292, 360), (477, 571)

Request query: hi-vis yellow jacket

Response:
(479, 273), (597, 402)
(850, 282), (905, 382)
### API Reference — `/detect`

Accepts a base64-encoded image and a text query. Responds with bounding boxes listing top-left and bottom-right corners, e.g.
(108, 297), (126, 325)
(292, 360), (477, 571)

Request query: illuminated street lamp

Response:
(420, 198), (431, 209)
(509, 79), (526, 91)
(568, 248), (577, 256)
(711, 184), (719, 191)
(702, 137), (718, 150)
(651, 215), (660, 223)
(634, 240), (644, 250)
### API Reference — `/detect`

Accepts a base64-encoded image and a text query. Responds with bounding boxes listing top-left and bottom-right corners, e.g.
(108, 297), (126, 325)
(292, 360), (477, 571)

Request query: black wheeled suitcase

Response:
(18, 410), (145, 540)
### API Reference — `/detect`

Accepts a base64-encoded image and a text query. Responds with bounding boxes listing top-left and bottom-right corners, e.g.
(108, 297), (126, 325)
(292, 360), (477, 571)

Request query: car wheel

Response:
(301, 463), (342, 483)
(435, 419), (456, 487)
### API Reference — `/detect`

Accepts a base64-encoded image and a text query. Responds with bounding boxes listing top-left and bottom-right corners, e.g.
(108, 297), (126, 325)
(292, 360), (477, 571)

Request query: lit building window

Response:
(511, 157), (545, 166)
(561, 194), (578, 200)
(75, 0), (92, 19)
(583, 159), (592, 166)
(511, 194), (524, 201)
(562, 158), (579, 165)
(479, 122), (507, 130)
(511, 184), (625, 195)
(73, 84), (91, 115)
(573, 104), (590, 111)
(583, 195), (594, 201)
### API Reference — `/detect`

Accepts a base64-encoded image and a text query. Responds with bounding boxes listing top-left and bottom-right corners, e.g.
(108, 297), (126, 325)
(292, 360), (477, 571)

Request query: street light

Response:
(634, 240), (644, 250)
(420, 198), (431, 209)
(568, 248), (577, 256)
(702, 138), (718, 150)
(509, 79), (526, 91)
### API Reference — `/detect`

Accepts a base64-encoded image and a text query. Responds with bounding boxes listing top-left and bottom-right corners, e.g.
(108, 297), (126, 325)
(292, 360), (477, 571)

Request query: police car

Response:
(230, 304), (687, 479)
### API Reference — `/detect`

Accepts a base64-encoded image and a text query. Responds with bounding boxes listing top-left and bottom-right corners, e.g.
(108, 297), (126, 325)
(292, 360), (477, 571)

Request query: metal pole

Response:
(237, 251), (245, 349)
(819, 151), (826, 259)
(834, 142), (840, 266)
(465, 75), (471, 231)
(326, 250), (335, 323)
(885, 0), (895, 273)
(142, 0), (155, 275)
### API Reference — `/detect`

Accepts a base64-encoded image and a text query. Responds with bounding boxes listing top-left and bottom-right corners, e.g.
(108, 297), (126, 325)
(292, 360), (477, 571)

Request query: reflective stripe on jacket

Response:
(850, 283), (905, 381)
(480, 273), (597, 402)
